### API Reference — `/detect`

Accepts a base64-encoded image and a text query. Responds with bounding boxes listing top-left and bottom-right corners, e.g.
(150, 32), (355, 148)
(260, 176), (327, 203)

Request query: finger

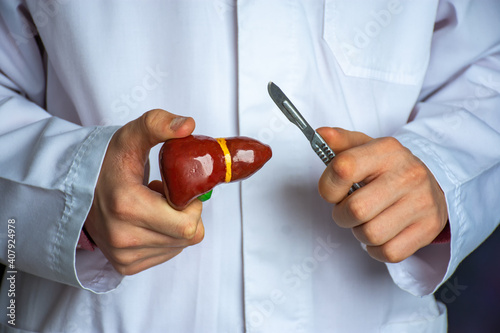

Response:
(366, 219), (439, 263)
(106, 220), (204, 250)
(318, 150), (357, 203)
(318, 137), (398, 203)
(316, 130), (376, 203)
(318, 148), (372, 203)
(113, 248), (185, 275)
(101, 218), (204, 274)
(332, 173), (407, 228)
(99, 179), (204, 240)
(133, 186), (204, 239)
(349, 196), (419, 245)
(110, 246), (183, 267)
(316, 127), (372, 153)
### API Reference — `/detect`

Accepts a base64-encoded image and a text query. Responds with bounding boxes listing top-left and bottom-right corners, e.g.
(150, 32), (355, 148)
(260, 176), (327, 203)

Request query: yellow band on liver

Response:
(216, 138), (232, 183)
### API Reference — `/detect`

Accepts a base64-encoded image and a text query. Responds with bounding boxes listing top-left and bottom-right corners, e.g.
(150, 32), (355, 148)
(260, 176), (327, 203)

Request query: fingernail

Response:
(170, 116), (188, 131)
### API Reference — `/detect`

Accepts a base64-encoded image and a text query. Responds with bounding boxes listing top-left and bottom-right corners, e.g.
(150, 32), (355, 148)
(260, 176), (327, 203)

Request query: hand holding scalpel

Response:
(267, 82), (362, 194)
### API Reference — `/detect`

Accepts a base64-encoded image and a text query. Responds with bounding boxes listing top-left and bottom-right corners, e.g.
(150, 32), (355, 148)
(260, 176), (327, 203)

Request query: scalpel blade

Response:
(267, 82), (315, 142)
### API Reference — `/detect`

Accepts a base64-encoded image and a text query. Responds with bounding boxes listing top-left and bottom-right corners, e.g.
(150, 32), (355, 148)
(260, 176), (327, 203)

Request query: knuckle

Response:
(427, 217), (445, 240)
(179, 219), (198, 240)
(347, 198), (368, 222)
(380, 136), (401, 151)
(142, 109), (163, 132)
(406, 163), (428, 185)
(141, 109), (166, 143)
(380, 244), (405, 263)
(108, 193), (136, 221)
(113, 255), (134, 267)
(330, 153), (356, 181)
(360, 224), (384, 246)
(110, 126), (128, 148)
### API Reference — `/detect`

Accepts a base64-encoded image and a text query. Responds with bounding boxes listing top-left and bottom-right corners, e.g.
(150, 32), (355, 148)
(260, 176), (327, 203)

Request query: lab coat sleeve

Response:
(0, 1), (123, 292)
(387, 0), (500, 296)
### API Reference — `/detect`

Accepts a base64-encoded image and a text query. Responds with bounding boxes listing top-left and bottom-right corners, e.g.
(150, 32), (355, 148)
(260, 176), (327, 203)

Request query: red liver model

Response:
(160, 135), (272, 210)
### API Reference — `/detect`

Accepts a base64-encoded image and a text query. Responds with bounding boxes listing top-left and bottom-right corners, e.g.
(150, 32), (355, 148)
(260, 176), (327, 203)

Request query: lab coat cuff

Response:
(68, 125), (124, 293)
(385, 132), (458, 296)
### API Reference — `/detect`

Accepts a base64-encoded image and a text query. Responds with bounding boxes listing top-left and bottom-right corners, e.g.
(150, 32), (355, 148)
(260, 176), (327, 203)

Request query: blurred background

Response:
(436, 226), (500, 333)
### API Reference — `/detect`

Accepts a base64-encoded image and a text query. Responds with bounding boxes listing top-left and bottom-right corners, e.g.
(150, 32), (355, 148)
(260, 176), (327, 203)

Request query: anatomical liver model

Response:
(160, 135), (272, 210)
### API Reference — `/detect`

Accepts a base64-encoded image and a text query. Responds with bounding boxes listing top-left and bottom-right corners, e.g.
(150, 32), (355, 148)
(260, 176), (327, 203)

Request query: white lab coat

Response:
(0, 0), (499, 332)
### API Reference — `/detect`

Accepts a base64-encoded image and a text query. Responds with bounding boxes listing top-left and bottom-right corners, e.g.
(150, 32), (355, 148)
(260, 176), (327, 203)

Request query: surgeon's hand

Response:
(84, 109), (204, 275)
(317, 127), (448, 263)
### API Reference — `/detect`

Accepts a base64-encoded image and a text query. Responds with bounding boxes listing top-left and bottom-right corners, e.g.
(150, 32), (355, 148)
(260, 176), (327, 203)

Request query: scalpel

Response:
(267, 81), (362, 194)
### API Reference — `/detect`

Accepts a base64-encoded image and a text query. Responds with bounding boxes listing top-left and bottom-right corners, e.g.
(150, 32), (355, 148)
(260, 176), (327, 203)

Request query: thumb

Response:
(130, 109), (195, 151)
(108, 109), (195, 180)
(316, 127), (372, 154)
(117, 109), (195, 158)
